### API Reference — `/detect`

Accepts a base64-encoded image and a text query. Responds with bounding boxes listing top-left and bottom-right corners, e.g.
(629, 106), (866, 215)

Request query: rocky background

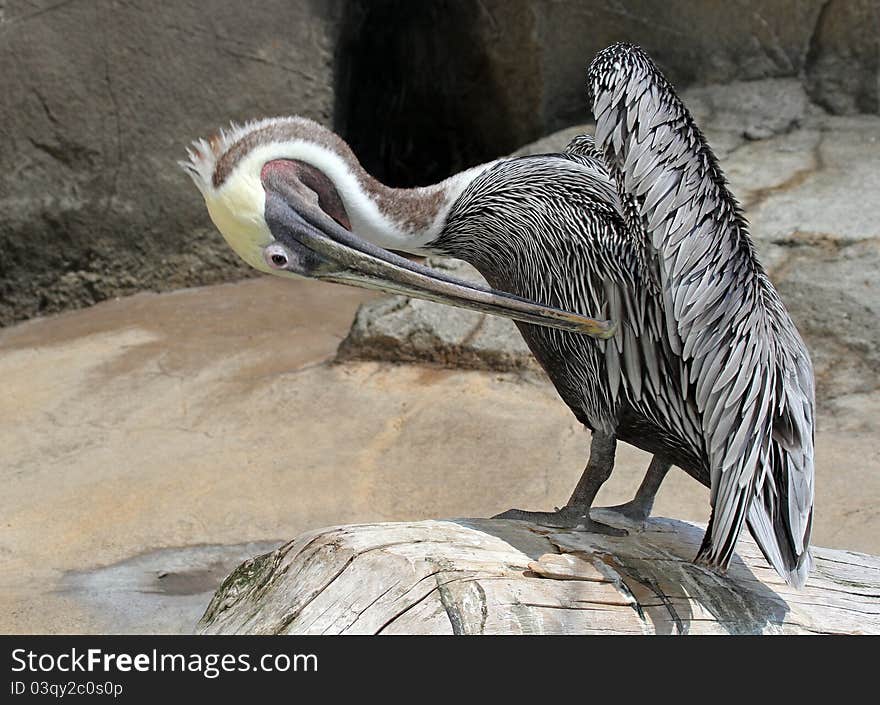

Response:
(1, 0), (878, 325)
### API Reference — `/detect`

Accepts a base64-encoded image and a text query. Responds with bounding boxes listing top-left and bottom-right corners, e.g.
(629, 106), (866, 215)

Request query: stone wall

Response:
(533, 0), (878, 127)
(2, 0), (877, 324)
(342, 0), (878, 184)
(0, 0), (342, 325)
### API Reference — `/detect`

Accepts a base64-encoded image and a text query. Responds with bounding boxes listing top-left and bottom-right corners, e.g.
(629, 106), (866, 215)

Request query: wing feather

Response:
(588, 43), (815, 584)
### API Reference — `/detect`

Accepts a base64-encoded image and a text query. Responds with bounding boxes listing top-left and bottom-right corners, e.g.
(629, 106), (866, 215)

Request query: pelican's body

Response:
(441, 147), (706, 473)
(183, 43), (815, 587)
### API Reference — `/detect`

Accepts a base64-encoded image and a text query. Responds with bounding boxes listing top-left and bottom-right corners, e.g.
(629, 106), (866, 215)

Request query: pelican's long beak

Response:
(263, 191), (616, 338)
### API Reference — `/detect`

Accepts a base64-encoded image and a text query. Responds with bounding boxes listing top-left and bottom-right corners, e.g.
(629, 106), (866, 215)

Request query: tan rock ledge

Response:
(197, 517), (880, 635)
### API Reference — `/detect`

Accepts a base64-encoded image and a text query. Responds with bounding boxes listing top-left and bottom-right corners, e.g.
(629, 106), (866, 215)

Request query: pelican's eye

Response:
(265, 244), (290, 270)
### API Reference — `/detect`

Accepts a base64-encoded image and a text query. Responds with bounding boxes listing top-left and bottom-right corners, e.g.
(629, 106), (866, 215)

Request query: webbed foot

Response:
(493, 506), (627, 535)
(591, 500), (651, 529)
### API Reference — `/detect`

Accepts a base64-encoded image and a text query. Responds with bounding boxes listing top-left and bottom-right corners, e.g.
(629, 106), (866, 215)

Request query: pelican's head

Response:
(180, 116), (615, 337)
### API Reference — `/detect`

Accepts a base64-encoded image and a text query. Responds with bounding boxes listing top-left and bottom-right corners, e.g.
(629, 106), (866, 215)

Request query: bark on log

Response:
(197, 517), (880, 635)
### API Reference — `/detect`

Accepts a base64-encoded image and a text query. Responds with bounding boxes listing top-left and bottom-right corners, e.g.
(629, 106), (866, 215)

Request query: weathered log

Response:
(198, 517), (880, 635)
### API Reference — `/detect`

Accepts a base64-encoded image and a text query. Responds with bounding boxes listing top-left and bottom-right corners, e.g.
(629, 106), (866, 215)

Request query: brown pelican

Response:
(182, 43), (814, 587)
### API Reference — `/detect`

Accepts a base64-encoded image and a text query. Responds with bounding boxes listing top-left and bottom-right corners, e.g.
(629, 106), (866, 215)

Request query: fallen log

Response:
(198, 517), (880, 635)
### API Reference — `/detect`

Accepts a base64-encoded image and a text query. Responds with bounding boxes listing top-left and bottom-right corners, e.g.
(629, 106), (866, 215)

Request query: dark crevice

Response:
(333, 0), (536, 188)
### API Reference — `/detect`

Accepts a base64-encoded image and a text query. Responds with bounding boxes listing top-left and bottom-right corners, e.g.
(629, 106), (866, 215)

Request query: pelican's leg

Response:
(592, 455), (671, 527)
(493, 431), (626, 536)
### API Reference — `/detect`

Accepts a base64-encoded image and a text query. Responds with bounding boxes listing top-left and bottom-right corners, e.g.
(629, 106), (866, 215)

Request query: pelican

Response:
(181, 43), (814, 587)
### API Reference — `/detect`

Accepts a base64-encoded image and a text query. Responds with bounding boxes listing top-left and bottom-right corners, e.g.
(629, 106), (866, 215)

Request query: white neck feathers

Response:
(182, 117), (496, 259)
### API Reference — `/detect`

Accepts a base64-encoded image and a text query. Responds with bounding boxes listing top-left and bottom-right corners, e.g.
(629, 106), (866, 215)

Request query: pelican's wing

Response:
(562, 133), (705, 444)
(746, 321), (815, 587)
(587, 43), (814, 585)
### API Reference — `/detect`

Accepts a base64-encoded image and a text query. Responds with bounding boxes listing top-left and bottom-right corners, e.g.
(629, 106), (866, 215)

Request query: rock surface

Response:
(198, 518), (880, 635)
(804, 0), (880, 114)
(337, 258), (539, 373)
(3, 2), (877, 325)
(488, 0), (877, 131)
(346, 0), (877, 180)
(0, 0), (343, 326)
(62, 542), (281, 635)
(340, 100), (880, 420)
(530, 0), (876, 127)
